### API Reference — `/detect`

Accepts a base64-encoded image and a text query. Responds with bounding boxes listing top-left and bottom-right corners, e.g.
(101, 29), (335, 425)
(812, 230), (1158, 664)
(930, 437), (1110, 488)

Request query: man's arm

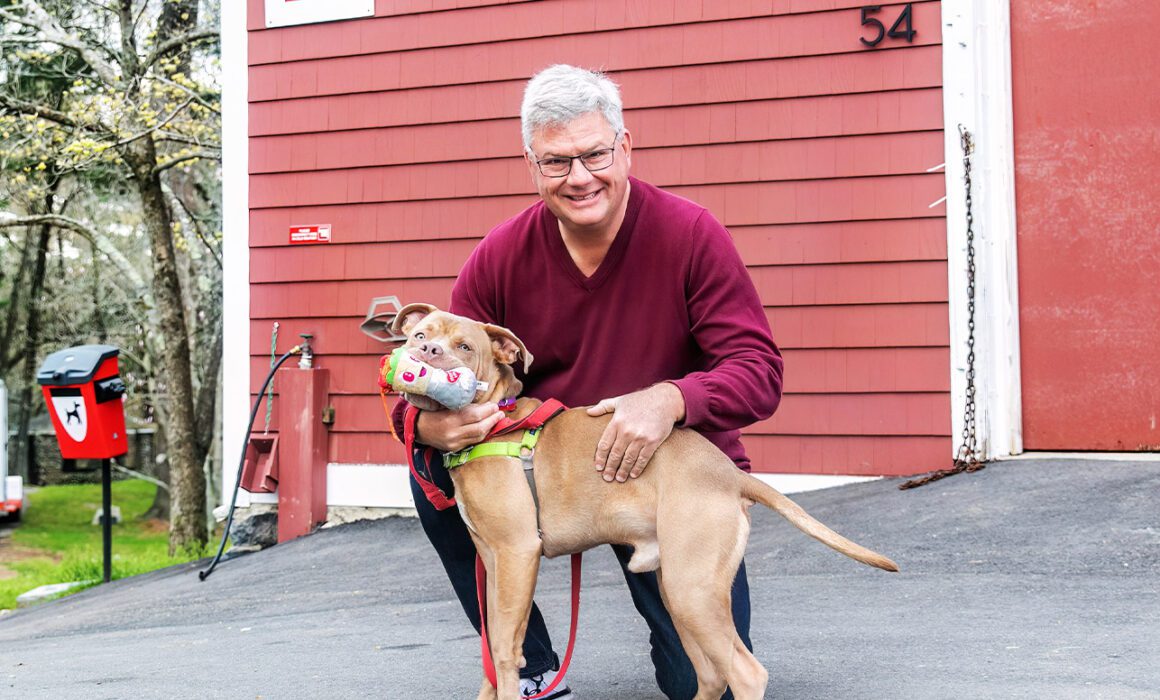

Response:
(588, 210), (783, 482)
(667, 211), (784, 432)
(389, 398), (503, 453)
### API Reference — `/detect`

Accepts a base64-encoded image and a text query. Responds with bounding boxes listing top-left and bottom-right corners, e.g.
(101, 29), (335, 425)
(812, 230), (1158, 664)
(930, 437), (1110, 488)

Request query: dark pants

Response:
(409, 449), (753, 699)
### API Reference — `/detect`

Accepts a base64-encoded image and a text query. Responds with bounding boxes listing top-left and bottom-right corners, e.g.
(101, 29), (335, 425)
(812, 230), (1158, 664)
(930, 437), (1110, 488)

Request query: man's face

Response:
(525, 111), (633, 237)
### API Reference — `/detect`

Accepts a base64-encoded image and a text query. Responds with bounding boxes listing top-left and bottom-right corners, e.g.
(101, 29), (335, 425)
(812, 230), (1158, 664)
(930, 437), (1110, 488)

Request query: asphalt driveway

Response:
(1, 457), (1157, 699)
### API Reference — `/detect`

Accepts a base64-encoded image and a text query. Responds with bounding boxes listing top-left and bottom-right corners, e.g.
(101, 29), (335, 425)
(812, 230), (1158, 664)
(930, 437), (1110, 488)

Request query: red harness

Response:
(401, 398), (578, 698)
(402, 398), (567, 511)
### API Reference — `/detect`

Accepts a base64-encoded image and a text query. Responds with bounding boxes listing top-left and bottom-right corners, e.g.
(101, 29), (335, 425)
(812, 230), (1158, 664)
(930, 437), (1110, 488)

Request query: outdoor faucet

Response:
(298, 333), (314, 369)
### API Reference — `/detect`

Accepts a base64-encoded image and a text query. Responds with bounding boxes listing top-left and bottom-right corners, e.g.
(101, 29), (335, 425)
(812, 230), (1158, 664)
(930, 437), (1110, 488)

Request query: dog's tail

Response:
(739, 473), (899, 572)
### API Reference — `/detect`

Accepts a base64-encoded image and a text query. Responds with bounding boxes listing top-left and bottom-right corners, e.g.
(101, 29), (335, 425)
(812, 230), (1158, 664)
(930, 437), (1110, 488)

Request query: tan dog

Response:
(391, 303), (898, 700)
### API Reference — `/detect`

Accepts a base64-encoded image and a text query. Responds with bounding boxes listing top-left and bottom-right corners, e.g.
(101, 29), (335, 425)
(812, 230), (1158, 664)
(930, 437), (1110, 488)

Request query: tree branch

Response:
(152, 149), (218, 176)
(2, 1), (122, 88)
(113, 461), (170, 492)
(0, 211), (148, 292)
(0, 92), (80, 128)
(158, 132), (222, 150)
(108, 96), (194, 151)
(0, 36), (48, 45)
(154, 75), (221, 115)
(162, 179), (221, 269)
(143, 28), (219, 71)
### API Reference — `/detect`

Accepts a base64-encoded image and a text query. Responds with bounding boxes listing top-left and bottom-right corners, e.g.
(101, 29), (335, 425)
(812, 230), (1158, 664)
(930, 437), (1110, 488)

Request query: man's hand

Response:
(586, 383), (686, 483)
(415, 402), (505, 453)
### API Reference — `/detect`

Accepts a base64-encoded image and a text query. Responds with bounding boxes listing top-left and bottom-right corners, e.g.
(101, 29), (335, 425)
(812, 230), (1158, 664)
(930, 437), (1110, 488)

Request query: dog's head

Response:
(389, 303), (533, 411)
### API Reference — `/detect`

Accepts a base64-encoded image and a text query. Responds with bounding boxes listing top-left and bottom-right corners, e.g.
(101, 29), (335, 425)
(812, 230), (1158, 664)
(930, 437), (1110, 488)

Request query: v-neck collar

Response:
(542, 177), (644, 292)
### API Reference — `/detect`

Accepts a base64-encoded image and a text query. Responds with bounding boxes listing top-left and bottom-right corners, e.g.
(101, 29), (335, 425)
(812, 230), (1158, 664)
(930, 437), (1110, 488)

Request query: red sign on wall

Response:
(289, 225), (332, 245)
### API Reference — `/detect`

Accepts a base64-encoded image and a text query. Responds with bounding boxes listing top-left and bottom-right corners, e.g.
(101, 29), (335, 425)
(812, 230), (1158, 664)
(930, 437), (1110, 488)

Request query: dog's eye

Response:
(414, 332), (425, 340)
(458, 343), (471, 352)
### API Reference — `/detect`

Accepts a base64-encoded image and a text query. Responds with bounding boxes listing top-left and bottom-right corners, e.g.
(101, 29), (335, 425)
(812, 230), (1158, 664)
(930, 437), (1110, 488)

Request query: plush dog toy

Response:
(379, 347), (489, 410)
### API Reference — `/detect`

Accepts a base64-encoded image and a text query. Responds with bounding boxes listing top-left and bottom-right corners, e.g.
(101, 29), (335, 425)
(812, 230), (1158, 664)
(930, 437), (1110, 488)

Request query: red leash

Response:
(476, 552), (582, 697)
(402, 405), (457, 510)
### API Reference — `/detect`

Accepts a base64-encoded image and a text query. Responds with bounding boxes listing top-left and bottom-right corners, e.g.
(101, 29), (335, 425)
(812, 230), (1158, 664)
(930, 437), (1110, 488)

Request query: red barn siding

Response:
(248, 0), (949, 476)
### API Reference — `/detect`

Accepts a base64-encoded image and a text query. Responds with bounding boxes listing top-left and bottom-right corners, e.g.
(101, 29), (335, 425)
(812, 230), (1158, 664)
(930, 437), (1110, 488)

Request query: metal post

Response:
(101, 458), (112, 583)
(275, 367), (330, 543)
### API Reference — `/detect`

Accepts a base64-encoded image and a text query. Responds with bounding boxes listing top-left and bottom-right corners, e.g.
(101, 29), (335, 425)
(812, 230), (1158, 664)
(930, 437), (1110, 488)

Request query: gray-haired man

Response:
(396, 64), (783, 699)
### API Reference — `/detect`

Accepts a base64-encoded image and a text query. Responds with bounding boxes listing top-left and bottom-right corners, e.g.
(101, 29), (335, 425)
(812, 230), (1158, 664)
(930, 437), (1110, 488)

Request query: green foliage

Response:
(0, 479), (213, 610)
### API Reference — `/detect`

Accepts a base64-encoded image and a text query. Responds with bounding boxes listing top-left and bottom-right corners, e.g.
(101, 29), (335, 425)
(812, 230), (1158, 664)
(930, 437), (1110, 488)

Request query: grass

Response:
(0, 480), (213, 610)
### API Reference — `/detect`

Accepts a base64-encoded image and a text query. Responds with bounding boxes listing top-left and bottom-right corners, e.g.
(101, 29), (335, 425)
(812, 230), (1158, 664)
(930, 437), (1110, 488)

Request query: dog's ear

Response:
(391, 303), (438, 336)
(483, 323), (533, 373)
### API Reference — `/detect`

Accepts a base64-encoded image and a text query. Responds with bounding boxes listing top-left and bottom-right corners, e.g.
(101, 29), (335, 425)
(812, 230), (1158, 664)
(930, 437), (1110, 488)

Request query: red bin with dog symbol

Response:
(36, 345), (128, 460)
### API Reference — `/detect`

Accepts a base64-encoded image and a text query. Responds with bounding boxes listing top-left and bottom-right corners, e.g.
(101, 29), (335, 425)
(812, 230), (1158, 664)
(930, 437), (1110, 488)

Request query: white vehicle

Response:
(1, 380), (24, 521)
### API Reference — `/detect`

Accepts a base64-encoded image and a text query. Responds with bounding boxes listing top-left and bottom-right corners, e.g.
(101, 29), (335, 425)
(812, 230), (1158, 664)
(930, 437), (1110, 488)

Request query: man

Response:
(392, 64), (783, 700)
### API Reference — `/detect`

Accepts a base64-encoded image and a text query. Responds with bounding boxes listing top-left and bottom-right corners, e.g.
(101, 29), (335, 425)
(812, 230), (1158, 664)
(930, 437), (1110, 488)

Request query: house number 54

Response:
(860, 4), (917, 47)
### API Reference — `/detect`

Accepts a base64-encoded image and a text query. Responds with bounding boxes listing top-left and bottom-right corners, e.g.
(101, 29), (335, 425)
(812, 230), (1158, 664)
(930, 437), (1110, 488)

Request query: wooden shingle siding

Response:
(249, 130), (943, 206)
(250, 89), (943, 166)
(251, 0), (924, 65)
(248, 0), (949, 476)
(248, 46), (941, 133)
(247, 5), (940, 101)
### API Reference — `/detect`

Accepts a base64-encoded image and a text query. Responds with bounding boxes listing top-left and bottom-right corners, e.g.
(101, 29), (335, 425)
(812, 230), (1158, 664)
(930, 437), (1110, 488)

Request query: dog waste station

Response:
(36, 344), (128, 583)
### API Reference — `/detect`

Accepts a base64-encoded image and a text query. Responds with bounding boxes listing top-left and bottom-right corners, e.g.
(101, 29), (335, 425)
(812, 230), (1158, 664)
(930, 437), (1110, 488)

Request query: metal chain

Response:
(900, 125), (985, 489)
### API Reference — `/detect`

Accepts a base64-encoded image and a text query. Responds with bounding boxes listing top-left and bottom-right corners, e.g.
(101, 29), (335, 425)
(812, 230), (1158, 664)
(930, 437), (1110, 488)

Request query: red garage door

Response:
(1011, 3), (1160, 450)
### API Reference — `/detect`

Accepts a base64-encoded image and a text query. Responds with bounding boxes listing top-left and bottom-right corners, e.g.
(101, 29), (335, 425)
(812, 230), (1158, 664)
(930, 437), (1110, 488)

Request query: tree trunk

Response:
(144, 422), (171, 521)
(14, 189), (57, 485)
(8, 232), (37, 483)
(159, 0), (200, 74)
(91, 236), (108, 342)
(126, 141), (205, 555)
(193, 326), (222, 466)
(0, 229), (34, 372)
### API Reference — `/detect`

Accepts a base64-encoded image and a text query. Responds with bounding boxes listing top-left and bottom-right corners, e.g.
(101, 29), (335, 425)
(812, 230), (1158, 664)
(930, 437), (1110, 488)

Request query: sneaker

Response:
(519, 667), (575, 699)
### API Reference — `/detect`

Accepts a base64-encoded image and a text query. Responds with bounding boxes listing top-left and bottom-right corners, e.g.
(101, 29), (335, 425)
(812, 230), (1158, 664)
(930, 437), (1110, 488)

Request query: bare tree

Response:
(0, 0), (221, 554)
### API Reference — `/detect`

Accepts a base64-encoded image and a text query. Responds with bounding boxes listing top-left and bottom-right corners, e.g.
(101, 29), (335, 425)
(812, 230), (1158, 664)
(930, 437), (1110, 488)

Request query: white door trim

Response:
(940, 0), (1023, 460)
(221, 0), (252, 507)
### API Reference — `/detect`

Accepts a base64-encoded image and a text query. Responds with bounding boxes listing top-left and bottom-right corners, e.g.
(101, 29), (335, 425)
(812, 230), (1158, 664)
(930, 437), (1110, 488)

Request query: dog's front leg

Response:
(476, 673), (498, 700)
(478, 539), (542, 700)
(473, 542), (501, 700)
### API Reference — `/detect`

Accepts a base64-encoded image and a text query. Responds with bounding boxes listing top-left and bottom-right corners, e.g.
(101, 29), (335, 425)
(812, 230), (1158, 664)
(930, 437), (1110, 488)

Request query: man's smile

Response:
(563, 189), (601, 203)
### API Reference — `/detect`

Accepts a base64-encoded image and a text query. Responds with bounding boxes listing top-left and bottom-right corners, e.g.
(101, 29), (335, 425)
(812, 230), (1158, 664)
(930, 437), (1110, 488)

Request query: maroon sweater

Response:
(396, 177), (783, 470)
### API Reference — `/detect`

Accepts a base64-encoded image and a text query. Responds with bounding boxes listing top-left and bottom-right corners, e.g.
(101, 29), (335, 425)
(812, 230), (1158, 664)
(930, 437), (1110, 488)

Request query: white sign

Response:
(289, 224), (333, 244)
(265, 0), (374, 28)
(52, 396), (87, 443)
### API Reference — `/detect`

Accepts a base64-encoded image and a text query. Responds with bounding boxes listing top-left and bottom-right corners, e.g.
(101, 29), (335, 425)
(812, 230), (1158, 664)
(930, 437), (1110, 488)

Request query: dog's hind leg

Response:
(658, 504), (768, 700)
(657, 569), (726, 699)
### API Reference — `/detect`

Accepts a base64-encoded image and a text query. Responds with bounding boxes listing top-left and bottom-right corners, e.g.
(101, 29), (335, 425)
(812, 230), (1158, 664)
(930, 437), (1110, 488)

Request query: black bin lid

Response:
(36, 345), (120, 386)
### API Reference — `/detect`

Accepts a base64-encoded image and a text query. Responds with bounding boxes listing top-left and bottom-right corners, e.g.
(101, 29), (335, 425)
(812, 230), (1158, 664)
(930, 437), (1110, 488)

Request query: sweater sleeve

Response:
(668, 211), (784, 432)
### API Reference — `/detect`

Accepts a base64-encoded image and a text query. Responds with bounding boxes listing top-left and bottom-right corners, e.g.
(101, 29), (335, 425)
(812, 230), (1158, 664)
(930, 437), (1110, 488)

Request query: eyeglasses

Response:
(533, 138), (620, 178)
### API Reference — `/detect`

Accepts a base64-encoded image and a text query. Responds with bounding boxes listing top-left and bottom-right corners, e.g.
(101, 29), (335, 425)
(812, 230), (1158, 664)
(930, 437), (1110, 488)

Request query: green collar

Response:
(443, 428), (543, 470)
